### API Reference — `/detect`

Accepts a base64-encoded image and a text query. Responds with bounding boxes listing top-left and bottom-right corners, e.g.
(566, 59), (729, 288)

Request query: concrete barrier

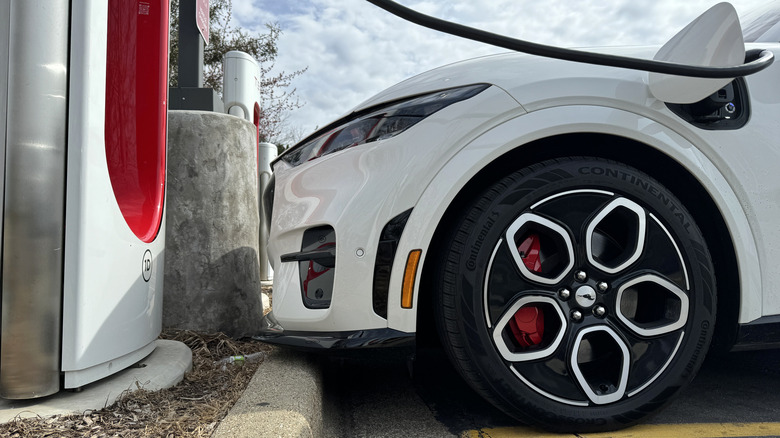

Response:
(213, 349), (323, 438)
(164, 110), (263, 338)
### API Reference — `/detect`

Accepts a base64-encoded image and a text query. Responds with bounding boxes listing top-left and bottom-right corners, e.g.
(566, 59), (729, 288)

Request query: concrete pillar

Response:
(164, 110), (263, 338)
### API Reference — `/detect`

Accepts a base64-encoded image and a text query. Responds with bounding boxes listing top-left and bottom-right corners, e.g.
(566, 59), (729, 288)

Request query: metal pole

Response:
(178, 0), (204, 88)
(258, 142), (277, 281)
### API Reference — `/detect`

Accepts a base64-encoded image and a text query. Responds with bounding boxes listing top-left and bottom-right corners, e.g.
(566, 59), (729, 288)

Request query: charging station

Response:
(223, 51), (262, 127)
(1, 0), (169, 399)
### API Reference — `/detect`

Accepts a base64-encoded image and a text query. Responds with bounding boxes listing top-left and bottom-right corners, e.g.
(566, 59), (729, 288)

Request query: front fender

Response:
(386, 105), (760, 333)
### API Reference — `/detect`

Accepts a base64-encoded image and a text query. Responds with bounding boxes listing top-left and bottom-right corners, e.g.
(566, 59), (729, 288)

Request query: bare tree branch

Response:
(169, 0), (306, 144)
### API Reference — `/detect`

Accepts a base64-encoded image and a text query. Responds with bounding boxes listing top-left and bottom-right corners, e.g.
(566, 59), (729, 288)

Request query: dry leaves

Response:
(0, 329), (272, 437)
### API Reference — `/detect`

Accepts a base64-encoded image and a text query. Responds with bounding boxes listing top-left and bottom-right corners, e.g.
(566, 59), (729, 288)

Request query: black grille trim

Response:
(372, 209), (413, 319)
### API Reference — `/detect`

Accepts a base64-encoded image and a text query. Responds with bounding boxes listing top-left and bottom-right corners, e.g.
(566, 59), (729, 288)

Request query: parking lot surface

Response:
(320, 347), (780, 437)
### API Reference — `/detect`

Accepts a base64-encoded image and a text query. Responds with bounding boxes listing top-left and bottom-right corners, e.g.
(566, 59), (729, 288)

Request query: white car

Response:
(258, 2), (780, 432)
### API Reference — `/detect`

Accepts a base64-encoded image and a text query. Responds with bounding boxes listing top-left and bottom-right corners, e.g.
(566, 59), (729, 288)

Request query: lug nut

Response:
(593, 305), (607, 317)
(575, 271), (587, 282)
(571, 310), (583, 322)
(559, 288), (571, 300)
(597, 281), (609, 292)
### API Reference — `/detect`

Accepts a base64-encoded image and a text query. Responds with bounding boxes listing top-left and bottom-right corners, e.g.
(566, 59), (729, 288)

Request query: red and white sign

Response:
(196, 0), (209, 45)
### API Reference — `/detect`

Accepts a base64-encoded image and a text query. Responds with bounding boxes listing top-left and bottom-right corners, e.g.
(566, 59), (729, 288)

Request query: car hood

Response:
(351, 46), (660, 113)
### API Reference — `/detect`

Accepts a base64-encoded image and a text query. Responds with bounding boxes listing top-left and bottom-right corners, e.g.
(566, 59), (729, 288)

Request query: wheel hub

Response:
(575, 285), (597, 308)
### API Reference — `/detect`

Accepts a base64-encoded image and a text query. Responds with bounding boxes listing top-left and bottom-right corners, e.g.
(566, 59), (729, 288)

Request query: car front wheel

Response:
(435, 157), (716, 432)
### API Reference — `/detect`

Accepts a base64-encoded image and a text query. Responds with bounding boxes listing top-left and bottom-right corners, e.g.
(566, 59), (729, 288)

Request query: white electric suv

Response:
(258, 2), (780, 432)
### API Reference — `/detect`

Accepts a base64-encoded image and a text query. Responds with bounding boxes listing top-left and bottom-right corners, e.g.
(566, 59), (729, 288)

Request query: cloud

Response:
(230, 0), (767, 139)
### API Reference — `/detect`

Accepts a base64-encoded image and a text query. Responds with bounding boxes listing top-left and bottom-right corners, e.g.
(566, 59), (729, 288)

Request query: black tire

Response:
(435, 157), (716, 432)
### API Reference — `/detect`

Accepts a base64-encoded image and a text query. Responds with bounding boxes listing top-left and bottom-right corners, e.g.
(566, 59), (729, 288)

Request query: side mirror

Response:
(648, 2), (745, 104)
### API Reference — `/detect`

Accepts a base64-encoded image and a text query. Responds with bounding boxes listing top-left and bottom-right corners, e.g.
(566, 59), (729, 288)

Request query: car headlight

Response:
(280, 83), (490, 167)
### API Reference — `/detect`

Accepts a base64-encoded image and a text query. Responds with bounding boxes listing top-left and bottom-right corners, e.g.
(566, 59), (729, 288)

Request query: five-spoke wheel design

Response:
(436, 158), (715, 432)
(488, 191), (688, 406)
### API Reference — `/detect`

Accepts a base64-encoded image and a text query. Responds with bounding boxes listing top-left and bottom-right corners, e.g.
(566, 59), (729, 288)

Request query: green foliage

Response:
(169, 0), (306, 144)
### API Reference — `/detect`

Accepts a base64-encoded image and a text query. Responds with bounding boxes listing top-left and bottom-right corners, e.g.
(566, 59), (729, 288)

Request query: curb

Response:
(214, 347), (323, 438)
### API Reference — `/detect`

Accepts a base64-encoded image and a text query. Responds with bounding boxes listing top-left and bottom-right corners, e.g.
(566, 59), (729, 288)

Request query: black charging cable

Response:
(366, 0), (774, 78)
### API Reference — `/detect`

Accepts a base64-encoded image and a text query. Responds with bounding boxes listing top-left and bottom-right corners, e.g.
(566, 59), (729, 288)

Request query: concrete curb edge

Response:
(214, 347), (323, 438)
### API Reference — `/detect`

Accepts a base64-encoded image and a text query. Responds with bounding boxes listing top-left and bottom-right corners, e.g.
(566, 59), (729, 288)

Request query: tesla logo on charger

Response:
(142, 250), (153, 282)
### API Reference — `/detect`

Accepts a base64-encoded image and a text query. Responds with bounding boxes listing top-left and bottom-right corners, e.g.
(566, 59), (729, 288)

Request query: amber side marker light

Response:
(402, 250), (422, 308)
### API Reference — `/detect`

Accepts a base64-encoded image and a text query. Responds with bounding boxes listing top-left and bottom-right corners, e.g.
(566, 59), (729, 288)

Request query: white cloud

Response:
(229, 0), (768, 140)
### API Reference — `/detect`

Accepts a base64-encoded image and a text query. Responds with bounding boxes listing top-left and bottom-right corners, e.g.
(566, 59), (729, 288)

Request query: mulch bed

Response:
(0, 329), (272, 437)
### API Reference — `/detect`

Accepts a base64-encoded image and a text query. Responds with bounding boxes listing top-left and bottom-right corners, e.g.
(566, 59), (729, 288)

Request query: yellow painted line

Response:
(463, 427), (574, 438)
(466, 422), (780, 438)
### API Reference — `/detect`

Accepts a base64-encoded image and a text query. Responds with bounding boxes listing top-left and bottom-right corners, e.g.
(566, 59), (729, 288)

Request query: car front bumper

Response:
(258, 85), (521, 345)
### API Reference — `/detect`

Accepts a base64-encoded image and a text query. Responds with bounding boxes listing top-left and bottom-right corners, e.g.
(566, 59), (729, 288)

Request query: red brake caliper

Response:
(512, 234), (545, 347)
(509, 306), (545, 348)
(518, 234), (542, 273)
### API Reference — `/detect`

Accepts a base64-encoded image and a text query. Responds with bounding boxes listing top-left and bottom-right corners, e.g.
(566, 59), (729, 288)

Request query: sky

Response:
(228, 0), (770, 141)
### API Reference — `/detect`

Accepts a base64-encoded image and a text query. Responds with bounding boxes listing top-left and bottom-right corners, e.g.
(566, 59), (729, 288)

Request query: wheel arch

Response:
(416, 132), (740, 353)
